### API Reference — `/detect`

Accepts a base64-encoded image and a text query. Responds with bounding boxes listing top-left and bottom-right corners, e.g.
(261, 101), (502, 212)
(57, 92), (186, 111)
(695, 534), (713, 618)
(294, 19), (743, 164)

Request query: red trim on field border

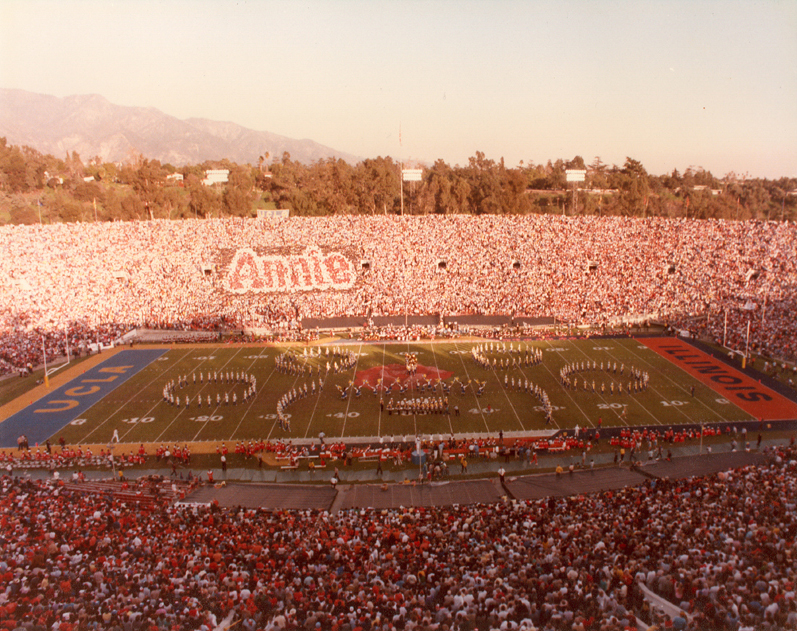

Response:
(639, 337), (797, 421)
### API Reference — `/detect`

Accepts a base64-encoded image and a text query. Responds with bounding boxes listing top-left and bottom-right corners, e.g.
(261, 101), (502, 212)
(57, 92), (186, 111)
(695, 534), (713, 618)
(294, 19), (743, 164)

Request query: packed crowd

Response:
(0, 445), (794, 631)
(0, 321), (127, 378)
(1, 216), (795, 375)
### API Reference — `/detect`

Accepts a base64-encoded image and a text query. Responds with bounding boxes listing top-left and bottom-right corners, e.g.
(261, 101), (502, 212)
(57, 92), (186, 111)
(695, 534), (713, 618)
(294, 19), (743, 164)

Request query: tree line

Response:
(0, 137), (794, 224)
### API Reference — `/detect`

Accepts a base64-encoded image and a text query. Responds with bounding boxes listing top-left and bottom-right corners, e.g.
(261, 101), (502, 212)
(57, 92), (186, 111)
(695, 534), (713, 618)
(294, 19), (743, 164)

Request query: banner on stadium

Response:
(224, 246), (357, 294)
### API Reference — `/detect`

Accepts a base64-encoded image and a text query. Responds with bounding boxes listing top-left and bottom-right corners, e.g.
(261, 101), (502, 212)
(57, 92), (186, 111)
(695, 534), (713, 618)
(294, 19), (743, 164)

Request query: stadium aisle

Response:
(14, 439), (784, 512)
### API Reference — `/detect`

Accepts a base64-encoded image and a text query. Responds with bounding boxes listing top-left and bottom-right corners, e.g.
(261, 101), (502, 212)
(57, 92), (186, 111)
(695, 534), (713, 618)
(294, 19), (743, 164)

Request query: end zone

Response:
(0, 349), (167, 448)
(640, 337), (797, 421)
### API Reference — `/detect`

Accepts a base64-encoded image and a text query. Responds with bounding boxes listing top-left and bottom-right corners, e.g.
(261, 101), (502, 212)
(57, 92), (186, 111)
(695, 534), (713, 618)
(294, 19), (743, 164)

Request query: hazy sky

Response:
(1, 0), (796, 177)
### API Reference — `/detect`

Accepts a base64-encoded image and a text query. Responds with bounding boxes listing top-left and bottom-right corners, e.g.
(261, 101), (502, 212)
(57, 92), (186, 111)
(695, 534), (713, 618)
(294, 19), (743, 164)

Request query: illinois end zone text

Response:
(640, 337), (797, 421)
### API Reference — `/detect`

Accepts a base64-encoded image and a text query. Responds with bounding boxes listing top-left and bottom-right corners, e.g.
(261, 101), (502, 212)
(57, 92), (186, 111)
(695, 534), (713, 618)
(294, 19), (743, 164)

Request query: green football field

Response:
(54, 337), (755, 447)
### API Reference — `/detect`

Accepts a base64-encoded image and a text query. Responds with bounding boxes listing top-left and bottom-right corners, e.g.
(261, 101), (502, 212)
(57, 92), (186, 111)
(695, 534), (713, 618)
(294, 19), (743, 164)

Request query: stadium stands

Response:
(1, 214), (796, 630)
(0, 444), (794, 630)
(1, 215), (795, 375)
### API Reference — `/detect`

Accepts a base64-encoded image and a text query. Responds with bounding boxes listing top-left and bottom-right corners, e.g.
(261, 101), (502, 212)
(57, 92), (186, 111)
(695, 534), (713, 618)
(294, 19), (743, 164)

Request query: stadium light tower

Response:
(401, 167), (422, 215)
(742, 300), (756, 367)
(566, 169), (586, 216)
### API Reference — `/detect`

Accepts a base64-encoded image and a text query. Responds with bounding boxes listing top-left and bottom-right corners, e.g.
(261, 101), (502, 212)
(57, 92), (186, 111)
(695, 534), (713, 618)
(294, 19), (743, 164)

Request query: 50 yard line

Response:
(339, 342), (364, 437)
(428, 342), (454, 436)
(376, 343), (388, 437)
(453, 341), (490, 433)
(301, 348), (334, 441)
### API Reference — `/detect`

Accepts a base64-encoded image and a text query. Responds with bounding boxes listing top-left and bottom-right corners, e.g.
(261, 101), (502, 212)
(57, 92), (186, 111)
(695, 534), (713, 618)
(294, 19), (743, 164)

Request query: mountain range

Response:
(0, 88), (361, 166)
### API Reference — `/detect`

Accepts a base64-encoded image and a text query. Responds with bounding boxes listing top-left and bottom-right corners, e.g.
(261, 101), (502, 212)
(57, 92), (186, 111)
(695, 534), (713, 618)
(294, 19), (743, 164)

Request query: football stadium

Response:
(5, 0), (797, 625)
(1, 215), (796, 630)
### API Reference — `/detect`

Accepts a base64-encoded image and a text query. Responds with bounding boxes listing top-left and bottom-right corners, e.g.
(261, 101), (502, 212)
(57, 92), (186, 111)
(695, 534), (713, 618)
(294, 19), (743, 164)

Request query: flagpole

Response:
(699, 421), (703, 455)
(399, 123), (403, 216)
(400, 162), (404, 216)
(42, 337), (49, 388)
(723, 309), (727, 348)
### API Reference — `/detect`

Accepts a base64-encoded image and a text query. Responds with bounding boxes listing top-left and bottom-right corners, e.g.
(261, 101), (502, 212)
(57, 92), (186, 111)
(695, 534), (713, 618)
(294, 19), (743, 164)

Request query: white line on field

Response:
(452, 341), (490, 433)
(339, 342), (364, 437)
(229, 349), (273, 440)
(81, 348), (193, 445)
(536, 340), (591, 428)
(159, 347), (242, 443)
(429, 342), (454, 437)
(617, 339), (743, 424)
(563, 339), (659, 426)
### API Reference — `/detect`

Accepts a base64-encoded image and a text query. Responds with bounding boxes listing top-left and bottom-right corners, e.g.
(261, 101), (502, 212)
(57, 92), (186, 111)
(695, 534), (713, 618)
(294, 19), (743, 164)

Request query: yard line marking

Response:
(303, 349), (336, 440)
(564, 339), (660, 426)
(248, 350), (283, 442)
(479, 346), (524, 429)
(265, 348), (321, 441)
(229, 349), (273, 440)
(619, 339), (737, 424)
(282, 356), (312, 435)
(263, 356), (294, 443)
(429, 342), (454, 436)
(535, 340), (591, 428)
(377, 343), (387, 437)
(398, 339), (419, 439)
(514, 343), (554, 430)
(153, 347), (243, 443)
(636, 337), (789, 421)
(339, 342), (364, 437)
(453, 341), (490, 433)
(187, 347), (249, 441)
(80, 348), (192, 444)
(409, 339), (418, 438)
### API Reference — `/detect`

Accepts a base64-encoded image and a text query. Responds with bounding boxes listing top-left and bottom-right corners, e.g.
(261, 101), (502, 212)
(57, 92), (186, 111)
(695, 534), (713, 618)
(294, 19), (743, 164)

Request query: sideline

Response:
(0, 347), (125, 423)
(0, 349), (167, 447)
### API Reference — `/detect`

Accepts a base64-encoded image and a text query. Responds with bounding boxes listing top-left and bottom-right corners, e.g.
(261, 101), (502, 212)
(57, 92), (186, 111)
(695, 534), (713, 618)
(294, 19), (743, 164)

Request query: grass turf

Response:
(37, 336), (756, 448)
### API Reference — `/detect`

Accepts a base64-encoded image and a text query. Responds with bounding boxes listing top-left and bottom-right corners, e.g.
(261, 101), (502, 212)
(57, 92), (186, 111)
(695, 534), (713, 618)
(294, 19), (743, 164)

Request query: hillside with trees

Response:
(0, 137), (794, 224)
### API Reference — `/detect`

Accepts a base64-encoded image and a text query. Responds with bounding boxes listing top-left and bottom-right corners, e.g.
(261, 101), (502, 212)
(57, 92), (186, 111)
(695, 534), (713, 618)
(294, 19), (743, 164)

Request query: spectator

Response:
(1, 215), (795, 374)
(0, 444), (794, 631)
